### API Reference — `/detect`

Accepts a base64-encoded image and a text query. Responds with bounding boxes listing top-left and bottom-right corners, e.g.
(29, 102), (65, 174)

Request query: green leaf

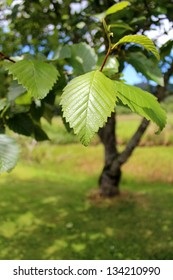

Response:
(94, 1), (130, 20)
(130, 16), (146, 25)
(5, 60), (59, 99)
(109, 23), (133, 31)
(115, 81), (166, 132)
(59, 45), (71, 59)
(34, 124), (49, 141)
(0, 134), (19, 174)
(60, 70), (117, 146)
(30, 102), (44, 122)
(15, 92), (32, 105)
(160, 40), (173, 60)
(6, 114), (34, 136)
(126, 52), (164, 86)
(92, 12), (106, 21)
(0, 98), (7, 111)
(7, 0), (13, 5)
(68, 43), (98, 75)
(113, 35), (160, 60)
(0, 119), (5, 133)
(52, 45), (71, 60)
(97, 56), (119, 76)
(105, 1), (130, 16)
(7, 80), (26, 102)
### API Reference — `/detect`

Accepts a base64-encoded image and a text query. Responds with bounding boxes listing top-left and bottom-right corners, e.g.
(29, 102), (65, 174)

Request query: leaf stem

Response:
(100, 47), (112, 72)
(0, 52), (16, 63)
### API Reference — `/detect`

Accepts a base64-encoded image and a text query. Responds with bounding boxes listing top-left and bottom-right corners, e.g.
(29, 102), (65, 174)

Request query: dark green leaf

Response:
(126, 52), (164, 86)
(30, 102), (44, 122)
(34, 124), (49, 141)
(160, 40), (173, 59)
(6, 114), (34, 136)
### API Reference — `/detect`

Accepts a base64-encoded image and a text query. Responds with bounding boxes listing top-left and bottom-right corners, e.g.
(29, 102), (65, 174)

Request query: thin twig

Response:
(0, 52), (16, 63)
(99, 48), (111, 72)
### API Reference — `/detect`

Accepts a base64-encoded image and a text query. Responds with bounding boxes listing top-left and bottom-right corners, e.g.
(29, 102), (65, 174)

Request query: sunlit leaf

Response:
(113, 35), (160, 60)
(15, 92), (32, 105)
(92, 1), (130, 21)
(106, 1), (130, 16)
(115, 81), (166, 132)
(61, 70), (117, 146)
(5, 59), (60, 99)
(7, 0), (13, 5)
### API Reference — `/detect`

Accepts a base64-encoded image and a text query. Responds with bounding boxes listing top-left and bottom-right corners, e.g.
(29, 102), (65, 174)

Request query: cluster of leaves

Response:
(0, 1), (168, 172)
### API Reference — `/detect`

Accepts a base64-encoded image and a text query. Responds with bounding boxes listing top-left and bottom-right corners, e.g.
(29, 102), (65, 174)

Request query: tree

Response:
(0, 1), (172, 197)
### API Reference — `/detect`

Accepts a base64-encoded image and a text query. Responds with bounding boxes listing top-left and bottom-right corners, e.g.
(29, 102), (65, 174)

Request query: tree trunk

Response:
(98, 112), (121, 197)
(98, 114), (150, 197)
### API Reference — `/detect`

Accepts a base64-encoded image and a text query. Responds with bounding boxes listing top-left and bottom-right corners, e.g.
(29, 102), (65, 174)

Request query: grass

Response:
(0, 140), (173, 260)
(117, 113), (173, 146)
(40, 112), (173, 146)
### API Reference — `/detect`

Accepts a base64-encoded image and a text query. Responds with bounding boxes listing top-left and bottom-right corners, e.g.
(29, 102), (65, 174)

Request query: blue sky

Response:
(123, 64), (143, 85)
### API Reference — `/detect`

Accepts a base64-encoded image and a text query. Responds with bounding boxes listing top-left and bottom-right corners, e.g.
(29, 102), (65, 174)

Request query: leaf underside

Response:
(5, 59), (59, 99)
(61, 70), (117, 146)
(0, 135), (19, 174)
(115, 81), (166, 132)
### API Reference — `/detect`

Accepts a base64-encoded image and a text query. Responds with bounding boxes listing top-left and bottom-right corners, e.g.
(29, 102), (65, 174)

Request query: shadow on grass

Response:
(0, 174), (173, 260)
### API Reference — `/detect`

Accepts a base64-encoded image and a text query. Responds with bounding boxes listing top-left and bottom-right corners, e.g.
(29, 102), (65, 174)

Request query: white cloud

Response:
(145, 18), (173, 46)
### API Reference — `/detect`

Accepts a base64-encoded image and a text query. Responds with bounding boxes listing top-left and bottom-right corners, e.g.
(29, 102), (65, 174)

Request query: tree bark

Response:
(98, 112), (121, 197)
(117, 118), (150, 166)
(98, 114), (149, 197)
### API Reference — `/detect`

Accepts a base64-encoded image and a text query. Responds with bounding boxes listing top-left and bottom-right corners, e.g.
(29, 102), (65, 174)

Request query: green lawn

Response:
(0, 140), (173, 260)
(41, 112), (173, 146)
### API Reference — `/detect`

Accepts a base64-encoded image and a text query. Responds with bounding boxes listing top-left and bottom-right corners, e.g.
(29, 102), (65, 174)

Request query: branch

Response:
(0, 52), (15, 63)
(100, 48), (111, 72)
(117, 118), (149, 167)
(164, 62), (173, 86)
